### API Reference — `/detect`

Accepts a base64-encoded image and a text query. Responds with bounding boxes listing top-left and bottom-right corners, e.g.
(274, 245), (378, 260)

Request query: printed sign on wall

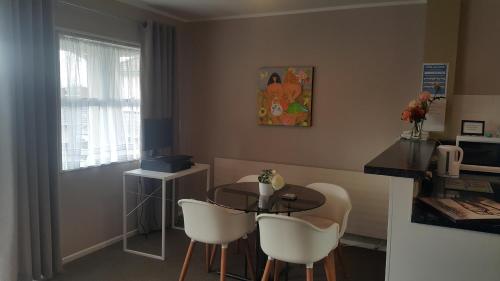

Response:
(421, 63), (449, 132)
(422, 63), (448, 95)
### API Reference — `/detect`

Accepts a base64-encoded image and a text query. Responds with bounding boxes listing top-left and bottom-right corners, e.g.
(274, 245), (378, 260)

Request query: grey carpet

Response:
(51, 230), (385, 281)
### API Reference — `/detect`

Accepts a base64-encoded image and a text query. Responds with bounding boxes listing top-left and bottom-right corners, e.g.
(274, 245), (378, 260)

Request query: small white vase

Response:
(259, 182), (274, 196)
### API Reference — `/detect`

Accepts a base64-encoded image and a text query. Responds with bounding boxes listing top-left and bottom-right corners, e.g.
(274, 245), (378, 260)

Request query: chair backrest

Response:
(305, 183), (352, 237)
(256, 214), (339, 265)
(235, 175), (259, 231)
(237, 175), (259, 183)
(178, 199), (251, 245)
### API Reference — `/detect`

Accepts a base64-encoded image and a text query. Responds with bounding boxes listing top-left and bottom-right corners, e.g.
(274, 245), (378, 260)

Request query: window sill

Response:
(59, 159), (139, 174)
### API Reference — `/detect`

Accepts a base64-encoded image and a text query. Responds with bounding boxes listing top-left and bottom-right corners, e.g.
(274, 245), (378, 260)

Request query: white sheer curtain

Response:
(59, 34), (141, 170)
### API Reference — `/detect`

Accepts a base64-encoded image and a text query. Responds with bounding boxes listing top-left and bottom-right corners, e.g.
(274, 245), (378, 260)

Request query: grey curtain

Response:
(141, 20), (176, 121)
(137, 21), (176, 233)
(0, 1), (18, 279)
(0, 0), (61, 280)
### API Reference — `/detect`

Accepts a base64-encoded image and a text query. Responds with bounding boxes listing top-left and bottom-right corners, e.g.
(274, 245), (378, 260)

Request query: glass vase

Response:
(411, 120), (424, 140)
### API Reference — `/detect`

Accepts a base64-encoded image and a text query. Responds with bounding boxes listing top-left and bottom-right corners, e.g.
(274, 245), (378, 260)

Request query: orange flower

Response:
(408, 100), (419, 109)
(401, 110), (412, 122)
(419, 91), (432, 102)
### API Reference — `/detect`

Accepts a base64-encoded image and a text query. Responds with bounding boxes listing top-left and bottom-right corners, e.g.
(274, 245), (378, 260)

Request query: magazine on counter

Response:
(419, 197), (500, 222)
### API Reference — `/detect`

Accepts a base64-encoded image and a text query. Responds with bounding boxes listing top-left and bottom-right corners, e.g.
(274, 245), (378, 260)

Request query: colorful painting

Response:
(257, 66), (314, 126)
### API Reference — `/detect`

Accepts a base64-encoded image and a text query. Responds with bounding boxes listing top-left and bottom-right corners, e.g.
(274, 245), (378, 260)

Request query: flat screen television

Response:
(142, 118), (172, 156)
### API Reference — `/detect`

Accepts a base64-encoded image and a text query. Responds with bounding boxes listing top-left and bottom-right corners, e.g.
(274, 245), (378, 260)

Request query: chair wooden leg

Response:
(328, 252), (337, 281)
(178, 240), (195, 281)
(336, 245), (348, 279)
(261, 258), (273, 281)
(243, 238), (256, 281)
(323, 257), (332, 281)
(220, 246), (228, 281)
(273, 260), (281, 281)
(209, 244), (217, 271)
(306, 267), (314, 281)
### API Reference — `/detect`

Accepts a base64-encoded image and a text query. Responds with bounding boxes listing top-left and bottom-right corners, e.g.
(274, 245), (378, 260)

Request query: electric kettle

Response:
(437, 145), (464, 178)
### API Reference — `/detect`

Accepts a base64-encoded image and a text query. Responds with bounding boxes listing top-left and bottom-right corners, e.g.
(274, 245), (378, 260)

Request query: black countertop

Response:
(364, 139), (437, 179)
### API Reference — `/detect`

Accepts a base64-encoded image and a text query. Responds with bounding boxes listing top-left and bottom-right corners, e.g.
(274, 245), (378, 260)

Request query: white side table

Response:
(122, 163), (210, 260)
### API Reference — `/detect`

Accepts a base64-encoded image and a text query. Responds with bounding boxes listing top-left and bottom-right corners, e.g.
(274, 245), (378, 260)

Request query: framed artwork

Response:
(257, 66), (314, 126)
(461, 120), (485, 136)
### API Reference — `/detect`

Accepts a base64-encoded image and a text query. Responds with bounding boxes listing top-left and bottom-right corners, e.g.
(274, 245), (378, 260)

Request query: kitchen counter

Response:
(364, 138), (500, 281)
(364, 139), (436, 179)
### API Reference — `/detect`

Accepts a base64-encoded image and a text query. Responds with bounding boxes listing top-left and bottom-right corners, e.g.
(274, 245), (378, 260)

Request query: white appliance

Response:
(456, 136), (500, 174)
(437, 145), (463, 177)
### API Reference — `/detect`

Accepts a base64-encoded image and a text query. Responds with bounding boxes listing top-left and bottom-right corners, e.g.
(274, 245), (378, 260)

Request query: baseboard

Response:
(62, 229), (138, 264)
(341, 233), (387, 252)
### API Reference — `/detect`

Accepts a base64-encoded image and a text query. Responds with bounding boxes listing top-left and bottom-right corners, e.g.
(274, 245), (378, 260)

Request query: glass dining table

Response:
(207, 182), (326, 281)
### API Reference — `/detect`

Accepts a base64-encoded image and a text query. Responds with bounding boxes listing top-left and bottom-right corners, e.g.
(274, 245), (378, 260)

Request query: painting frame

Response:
(257, 66), (314, 127)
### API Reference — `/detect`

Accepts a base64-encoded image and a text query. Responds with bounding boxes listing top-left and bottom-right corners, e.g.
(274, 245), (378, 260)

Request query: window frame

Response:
(55, 29), (142, 173)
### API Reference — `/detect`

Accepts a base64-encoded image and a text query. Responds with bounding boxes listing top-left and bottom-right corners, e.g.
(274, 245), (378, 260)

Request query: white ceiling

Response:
(119, 0), (425, 22)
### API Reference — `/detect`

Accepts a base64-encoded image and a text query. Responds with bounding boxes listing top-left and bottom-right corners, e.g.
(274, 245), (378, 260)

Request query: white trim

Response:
(341, 233), (387, 252)
(62, 229), (138, 264)
(62, 0), (427, 23)
(115, 0), (187, 22)
(188, 0), (427, 22)
(63, 0), (426, 23)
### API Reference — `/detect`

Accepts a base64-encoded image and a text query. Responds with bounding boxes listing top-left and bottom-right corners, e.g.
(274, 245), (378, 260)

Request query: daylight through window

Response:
(59, 34), (141, 170)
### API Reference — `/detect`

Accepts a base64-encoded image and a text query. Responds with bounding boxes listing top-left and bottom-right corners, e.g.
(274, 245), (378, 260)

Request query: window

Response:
(59, 34), (141, 170)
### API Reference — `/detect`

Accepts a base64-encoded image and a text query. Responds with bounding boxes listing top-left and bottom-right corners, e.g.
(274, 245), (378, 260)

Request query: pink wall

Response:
(178, 5), (427, 172)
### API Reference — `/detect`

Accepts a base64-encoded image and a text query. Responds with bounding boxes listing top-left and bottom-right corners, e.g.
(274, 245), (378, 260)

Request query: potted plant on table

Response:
(258, 169), (285, 196)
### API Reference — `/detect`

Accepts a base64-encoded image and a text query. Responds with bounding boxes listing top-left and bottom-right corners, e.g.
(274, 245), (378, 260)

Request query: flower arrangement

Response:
(401, 83), (444, 139)
(258, 169), (285, 190)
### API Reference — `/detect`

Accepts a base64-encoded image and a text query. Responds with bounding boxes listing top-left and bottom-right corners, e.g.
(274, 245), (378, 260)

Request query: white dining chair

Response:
(178, 199), (255, 281)
(256, 214), (340, 281)
(207, 175), (258, 269)
(206, 175), (259, 260)
(236, 174), (259, 234)
(293, 183), (352, 277)
(237, 175), (259, 183)
(233, 174), (259, 254)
